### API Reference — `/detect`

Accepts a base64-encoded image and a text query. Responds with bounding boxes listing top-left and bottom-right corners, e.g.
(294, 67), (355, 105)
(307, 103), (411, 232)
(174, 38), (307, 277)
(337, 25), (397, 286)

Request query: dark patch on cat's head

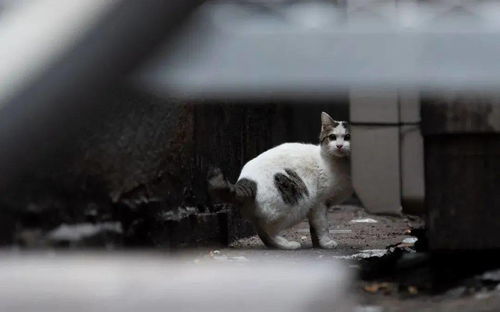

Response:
(274, 168), (309, 205)
(320, 112), (335, 143)
(319, 112), (350, 144)
(321, 112), (337, 131)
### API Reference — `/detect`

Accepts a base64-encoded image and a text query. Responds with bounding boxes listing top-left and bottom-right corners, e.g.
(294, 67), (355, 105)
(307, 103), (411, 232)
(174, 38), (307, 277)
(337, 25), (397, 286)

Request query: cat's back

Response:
(239, 143), (320, 181)
(238, 143), (321, 222)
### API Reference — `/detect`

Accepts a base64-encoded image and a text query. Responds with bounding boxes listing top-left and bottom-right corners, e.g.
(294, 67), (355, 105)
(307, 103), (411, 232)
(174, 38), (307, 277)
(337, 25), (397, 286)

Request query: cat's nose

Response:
(336, 144), (343, 149)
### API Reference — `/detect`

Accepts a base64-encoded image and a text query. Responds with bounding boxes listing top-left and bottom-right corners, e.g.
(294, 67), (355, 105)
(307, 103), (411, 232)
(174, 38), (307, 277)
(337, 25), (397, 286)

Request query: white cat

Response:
(208, 112), (353, 249)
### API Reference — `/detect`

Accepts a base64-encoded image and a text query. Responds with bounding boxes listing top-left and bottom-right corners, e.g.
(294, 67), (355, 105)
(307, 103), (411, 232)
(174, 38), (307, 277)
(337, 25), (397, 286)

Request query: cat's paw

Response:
(283, 241), (301, 250)
(319, 238), (338, 249)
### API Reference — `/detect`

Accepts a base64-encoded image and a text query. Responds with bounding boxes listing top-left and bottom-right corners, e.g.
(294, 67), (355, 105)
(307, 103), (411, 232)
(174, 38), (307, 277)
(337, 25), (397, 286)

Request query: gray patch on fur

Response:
(320, 121), (350, 143)
(319, 128), (335, 143)
(235, 178), (257, 201)
(274, 168), (309, 205)
(319, 130), (329, 143)
(208, 168), (256, 204)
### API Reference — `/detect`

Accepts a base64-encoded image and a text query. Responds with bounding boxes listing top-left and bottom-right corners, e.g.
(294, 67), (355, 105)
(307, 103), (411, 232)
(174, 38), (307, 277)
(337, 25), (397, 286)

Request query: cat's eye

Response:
(344, 134), (350, 141)
(328, 134), (336, 140)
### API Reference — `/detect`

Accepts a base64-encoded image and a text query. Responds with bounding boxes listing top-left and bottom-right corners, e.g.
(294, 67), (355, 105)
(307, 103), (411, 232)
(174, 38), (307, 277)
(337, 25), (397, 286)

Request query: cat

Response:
(208, 112), (352, 249)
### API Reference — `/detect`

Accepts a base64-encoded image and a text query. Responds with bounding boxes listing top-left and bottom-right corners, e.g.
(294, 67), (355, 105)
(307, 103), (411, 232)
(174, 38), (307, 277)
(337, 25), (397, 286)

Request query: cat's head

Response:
(319, 112), (350, 158)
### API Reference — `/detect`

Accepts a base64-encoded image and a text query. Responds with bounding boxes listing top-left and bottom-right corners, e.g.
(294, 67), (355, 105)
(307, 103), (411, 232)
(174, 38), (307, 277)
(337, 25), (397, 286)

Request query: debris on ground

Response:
(45, 222), (123, 247)
(48, 222), (123, 241)
(297, 228), (352, 234)
(158, 206), (198, 221)
(350, 218), (378, 224)
(210, 249), (221, 255)
(330, 229), (353, 234)
(445, 286), (467, 298)
(363, 282), (395, 295)
(475, 292), (493, 300)
(336, 249), (388, 260)
(408, 285), (419, 295)
(402, 237), (418, 244)
(208, 250), (249, 262)
(482, 270), (500, 283)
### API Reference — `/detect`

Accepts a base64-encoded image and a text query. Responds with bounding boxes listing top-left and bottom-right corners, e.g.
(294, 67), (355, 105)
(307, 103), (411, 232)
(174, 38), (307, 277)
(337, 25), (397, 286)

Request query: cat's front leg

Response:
(308, 203), (337, 249)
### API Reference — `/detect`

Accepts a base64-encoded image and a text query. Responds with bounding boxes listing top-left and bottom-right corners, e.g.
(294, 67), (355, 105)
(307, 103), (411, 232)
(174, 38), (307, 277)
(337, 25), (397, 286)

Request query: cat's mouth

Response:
(333, 149), (349, 157)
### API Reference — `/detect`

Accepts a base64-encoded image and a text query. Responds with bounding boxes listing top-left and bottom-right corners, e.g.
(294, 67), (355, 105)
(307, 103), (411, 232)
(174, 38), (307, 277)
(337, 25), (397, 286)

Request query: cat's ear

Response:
(321, 112), (338, 130)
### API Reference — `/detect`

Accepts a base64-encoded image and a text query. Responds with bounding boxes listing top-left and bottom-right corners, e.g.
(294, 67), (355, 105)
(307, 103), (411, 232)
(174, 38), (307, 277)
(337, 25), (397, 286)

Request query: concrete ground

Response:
(204, 205), (500, 312)
(229, 205), (411, 254)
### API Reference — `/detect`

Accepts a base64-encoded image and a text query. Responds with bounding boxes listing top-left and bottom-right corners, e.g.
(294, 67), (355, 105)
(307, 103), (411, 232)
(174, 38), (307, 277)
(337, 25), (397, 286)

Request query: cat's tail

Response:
(207, 167), (256, 204)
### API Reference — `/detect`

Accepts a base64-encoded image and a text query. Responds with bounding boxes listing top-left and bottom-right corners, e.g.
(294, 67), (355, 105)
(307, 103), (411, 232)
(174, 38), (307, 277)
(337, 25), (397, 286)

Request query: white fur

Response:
(238, 139), (352, 249)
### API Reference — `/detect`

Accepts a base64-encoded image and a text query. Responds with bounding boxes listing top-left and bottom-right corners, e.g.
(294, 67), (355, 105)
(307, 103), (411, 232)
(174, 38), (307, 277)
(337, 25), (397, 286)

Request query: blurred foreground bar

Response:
(0, 0), (202, 181)
(138, 0), (500, 100)
(0, 253), (353, 312)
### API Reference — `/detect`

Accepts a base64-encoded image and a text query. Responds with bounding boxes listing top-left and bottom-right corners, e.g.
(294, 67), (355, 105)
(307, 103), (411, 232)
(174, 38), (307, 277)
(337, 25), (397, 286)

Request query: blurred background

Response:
(0, 1), (499, 311)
